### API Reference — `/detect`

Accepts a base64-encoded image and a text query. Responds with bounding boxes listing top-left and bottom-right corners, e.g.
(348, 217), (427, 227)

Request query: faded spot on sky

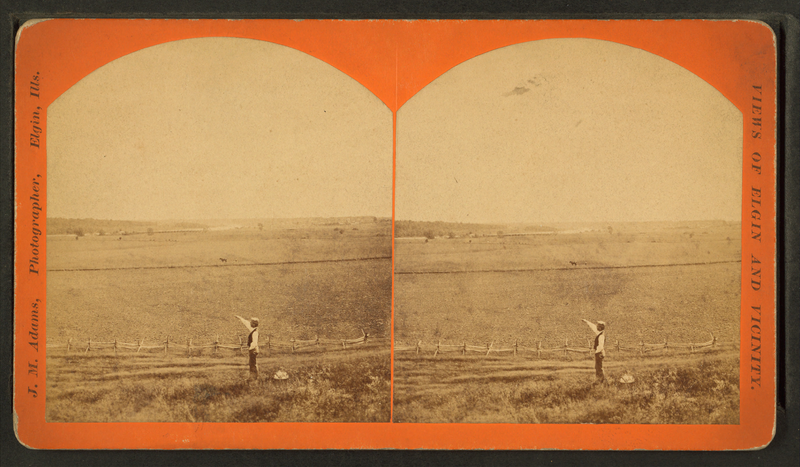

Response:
(504, 86), (530, 96)
(527, 76), (546, 86)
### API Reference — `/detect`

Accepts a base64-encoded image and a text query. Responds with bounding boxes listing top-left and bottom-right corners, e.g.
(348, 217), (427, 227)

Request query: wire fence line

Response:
(48, 255), (392, 272)
(395, 331), (737, 359)
(394, 259), (741, 275)
(47, 329), (390, 357)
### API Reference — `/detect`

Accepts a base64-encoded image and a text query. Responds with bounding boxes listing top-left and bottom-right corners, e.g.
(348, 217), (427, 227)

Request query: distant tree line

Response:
(394, 220), (507, 239)
(394, 220), (560, 239)
(320, 216), (380, 225)
(47, 218), (207, 236)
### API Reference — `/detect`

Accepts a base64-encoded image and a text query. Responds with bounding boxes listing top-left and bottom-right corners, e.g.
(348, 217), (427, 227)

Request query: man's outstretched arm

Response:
(582, 319), (598, 334)
(235, 315), (253, 332)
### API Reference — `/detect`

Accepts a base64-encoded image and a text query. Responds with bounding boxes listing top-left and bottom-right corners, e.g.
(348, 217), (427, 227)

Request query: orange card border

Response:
(14, 19), (776, 450)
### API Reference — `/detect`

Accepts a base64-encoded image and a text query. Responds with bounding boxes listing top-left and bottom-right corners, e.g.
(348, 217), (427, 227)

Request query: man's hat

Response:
(250, 318), (259, 326)
(597, 321), (606, 326)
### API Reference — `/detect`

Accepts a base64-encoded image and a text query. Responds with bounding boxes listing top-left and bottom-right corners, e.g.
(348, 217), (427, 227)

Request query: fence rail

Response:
(396, 332), (737, 359)
(47, 329), (389, 357)
(51, 331), (734, 360)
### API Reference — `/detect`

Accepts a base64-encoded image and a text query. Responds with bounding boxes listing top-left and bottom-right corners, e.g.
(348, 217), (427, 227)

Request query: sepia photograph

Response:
(393, 38), (742, 424)
(44, 37), (393, 423)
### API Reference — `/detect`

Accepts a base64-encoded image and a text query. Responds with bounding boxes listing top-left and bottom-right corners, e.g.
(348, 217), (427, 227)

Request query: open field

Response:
(47, 347), (390, 422)
(49, 218), (390, 271)
(393, 220), (741, 423)
(393, 348), (739, 424)
(395, 220), (739, 273)
(47, 220), (391, 343)
(395, 221), (740, 346)
(46, 218), (391, 422)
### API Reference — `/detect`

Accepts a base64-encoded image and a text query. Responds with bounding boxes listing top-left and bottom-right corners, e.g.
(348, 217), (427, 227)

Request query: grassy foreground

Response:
(393, 348), (739, 424)
(47, 348), (390, 423)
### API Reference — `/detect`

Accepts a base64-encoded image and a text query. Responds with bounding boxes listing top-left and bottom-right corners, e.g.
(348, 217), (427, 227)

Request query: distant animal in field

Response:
(220, 258), (227, 263)
(570, 261), (578, 266)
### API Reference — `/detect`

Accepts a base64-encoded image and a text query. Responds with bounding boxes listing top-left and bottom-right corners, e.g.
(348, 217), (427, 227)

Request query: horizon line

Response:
(46, 215), (392, 222)
(394, 218), (743, 225)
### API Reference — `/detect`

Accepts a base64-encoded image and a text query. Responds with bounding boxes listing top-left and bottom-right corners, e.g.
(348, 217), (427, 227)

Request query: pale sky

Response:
(47, 38), (392, 221)
(396, 39), (743, 224)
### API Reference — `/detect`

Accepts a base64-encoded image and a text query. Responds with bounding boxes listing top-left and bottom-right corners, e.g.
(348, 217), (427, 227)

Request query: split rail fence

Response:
(395, 332), (737, 359)
(48, 329), (389, 357)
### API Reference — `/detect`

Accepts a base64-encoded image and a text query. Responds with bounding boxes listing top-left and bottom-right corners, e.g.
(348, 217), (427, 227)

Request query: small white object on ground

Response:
(620, 374), (635, 384)
(274, 370), (289, 380)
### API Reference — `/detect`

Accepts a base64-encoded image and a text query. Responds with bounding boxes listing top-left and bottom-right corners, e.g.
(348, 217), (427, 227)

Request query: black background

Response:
(1, 1), (797, 465)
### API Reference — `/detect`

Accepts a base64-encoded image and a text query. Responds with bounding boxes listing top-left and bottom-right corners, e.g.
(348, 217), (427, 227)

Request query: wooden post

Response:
(564, 338), (568, 359)
(640, 340), (644, 355)
(316, 336), (319, 348)
(268, 335), (271, 355)
(187, 338), (192, 357)
(137, 338), (143, 353)
(462, 342), (466, 355)
(416, 340), (421, 355)
(214, 335), (219, 354)
(588, 339), (592, 359)
(342, 339), (347, 350)
(86, 338), (91, 353)
(486, 341), (494, 357)
(664, 340), (668, 353)
(711, 331), (716, 348)
(434, 339), (440, 358)
(514, 339), (518, 357)
(690, 344), (695, 353)
(67, 338), (72, 353)
(291, 338), (296, 353)
(615, 339), (620, 353)
(537, 341), (542, 359)
(165, 336), (169, 354)
(114, 338), (117, 356)
(238, 335), (243, 354)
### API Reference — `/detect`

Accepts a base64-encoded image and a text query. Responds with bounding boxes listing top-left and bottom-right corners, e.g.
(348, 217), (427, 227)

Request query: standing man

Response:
(582, 319), (606, 384)
(236, 315), (260, 380)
